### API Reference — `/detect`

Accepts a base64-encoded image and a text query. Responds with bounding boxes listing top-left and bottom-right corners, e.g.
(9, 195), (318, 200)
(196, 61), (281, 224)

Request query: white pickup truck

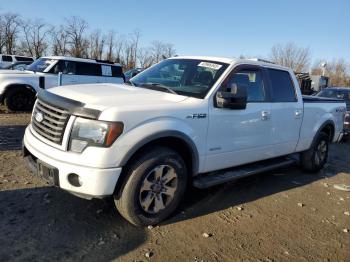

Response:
(23, 56), (346, 226)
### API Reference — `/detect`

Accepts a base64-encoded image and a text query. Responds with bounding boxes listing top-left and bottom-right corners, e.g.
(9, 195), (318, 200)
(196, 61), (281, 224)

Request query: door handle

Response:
(295, 109), (303, 118)
(261, 111), (271, 121)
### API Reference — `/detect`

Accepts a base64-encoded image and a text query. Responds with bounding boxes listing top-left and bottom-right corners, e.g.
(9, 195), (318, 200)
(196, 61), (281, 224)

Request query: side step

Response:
(193, 157), (297, 189)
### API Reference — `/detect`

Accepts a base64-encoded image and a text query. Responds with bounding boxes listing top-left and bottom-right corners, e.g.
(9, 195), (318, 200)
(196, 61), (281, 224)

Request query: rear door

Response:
(264, 68), (303, 155)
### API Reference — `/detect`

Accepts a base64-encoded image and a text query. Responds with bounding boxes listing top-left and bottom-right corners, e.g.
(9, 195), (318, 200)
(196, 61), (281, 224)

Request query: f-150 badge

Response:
(186, 113), (207, 119)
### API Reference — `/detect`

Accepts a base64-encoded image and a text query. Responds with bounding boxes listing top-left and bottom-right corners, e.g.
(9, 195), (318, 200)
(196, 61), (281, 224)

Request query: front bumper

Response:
(23, 127), (122, 199)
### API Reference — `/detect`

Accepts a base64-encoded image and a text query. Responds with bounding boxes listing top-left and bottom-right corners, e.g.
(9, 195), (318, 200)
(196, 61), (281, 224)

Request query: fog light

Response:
(68, 173), (82, 187)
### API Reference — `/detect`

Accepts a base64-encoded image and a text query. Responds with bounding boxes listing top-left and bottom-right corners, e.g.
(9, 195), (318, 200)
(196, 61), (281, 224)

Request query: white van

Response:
(0, 56), (125, 111)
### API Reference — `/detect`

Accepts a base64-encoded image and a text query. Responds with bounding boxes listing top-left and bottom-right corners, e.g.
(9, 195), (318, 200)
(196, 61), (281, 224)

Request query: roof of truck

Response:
(171, 56), (291, 70)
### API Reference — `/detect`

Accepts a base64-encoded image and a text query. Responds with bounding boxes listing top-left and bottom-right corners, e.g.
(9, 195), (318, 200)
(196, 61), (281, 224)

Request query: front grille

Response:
(32, 99), (70, 145)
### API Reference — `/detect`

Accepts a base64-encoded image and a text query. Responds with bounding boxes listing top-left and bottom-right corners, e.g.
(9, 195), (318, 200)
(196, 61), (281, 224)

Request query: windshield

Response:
(317, 89), (350, 103)
(130, 59), (229, 98)
(27, 58), (57, 72)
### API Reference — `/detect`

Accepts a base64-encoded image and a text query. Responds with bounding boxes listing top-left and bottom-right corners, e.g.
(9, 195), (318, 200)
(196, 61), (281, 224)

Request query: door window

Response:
(267, 69), (296, 102)
(101, 65), (112, 76)
(51, 60), (76, 74)
(111, 65), (124, 77)
(2, 55), (13, 62)
(223, 68), (266, 102)
(76, 62), (102, 76)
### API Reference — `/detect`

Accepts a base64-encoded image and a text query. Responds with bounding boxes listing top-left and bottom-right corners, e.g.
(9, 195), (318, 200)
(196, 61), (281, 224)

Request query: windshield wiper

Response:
(139, 82), (178, 94)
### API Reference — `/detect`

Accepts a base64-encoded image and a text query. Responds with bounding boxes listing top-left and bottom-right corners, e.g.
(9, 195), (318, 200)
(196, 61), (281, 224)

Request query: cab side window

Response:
(51, 60), (76, 74)
(224, 69), (266, 102)
(267, 69), (296, 102)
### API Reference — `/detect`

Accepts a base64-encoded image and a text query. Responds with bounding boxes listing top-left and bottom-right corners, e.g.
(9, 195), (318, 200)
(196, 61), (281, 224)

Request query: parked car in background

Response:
(0, 54), (34, 68)
(124, 68), (143, 82)
(23, 56), (346, 226)
(316, 87), (350, 134)
(0, 56), (125, 111)
(0, 61), (33, 71)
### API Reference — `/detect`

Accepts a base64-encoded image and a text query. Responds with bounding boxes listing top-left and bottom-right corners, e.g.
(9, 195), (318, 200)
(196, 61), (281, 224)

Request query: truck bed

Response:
(303, 95), (344, 103)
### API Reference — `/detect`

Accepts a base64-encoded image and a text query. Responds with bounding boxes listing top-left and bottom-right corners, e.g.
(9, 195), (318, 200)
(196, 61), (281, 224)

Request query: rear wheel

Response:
(4, 87), (35, 112)
(114, 147), (187, 226)
(300, 132), (329, 172)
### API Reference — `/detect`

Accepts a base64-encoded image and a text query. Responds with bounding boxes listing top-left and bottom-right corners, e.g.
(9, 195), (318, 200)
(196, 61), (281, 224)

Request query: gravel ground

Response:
(0, 111), (349, 262)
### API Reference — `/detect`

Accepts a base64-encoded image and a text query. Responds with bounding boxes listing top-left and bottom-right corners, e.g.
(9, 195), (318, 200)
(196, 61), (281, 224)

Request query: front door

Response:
(205, 65), (274, 172)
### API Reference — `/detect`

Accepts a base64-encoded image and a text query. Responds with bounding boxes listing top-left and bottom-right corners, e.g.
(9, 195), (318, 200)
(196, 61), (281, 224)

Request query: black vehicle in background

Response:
(316, 87), (350, 134)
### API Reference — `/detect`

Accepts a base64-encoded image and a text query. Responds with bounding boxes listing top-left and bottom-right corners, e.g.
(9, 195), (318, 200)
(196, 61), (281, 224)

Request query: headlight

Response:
(69, 117), (124, 153)
(344, 112), (350, 124)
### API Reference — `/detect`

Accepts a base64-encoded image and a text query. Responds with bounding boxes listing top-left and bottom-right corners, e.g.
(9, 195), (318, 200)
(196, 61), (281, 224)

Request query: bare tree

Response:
(138, 47), (153, 68)
(130, 29), (141, 68)
(163, 43), (176, 59)
(105, 30), (115, 61)
(150, 40), (176, 64)
(64, 16), (89, 58)
(0, 15), (6, 53)
(150, 40), (164, 64)
(20, 19), (50, 57)
(88, 29), (104, 59)
(1, 13), (22, 54)
(51, 25), (69, 56)
(270, 42), (311, 72)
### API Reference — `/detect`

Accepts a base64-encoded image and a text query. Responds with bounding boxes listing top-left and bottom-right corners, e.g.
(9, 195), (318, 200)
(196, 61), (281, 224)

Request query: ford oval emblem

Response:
(35, 112), (44, 123)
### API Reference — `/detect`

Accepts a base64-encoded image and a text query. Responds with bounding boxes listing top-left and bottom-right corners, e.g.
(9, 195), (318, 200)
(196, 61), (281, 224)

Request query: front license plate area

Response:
(37, 160), (59, 186)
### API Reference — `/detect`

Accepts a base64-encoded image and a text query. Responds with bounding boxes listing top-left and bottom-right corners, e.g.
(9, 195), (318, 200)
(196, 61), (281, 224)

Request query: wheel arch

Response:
(313, 120), (335, 145)
(120, 130), (199, 175)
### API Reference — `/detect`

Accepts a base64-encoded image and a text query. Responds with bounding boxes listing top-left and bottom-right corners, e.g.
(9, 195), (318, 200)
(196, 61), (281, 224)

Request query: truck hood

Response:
(48, 83), (188, 110)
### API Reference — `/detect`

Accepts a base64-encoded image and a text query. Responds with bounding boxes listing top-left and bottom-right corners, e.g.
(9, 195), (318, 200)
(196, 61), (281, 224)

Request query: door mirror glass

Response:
(216, 83), (247, 109)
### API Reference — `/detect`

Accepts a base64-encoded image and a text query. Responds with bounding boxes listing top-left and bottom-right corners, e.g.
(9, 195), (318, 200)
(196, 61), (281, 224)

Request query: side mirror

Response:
(216, 83), (247, 109)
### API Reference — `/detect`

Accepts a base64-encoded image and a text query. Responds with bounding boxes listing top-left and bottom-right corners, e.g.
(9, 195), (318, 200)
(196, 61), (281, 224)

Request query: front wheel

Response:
(300, 132), (329, 172)
(114, 147), (188, 226)
(4, 87), (35, 112)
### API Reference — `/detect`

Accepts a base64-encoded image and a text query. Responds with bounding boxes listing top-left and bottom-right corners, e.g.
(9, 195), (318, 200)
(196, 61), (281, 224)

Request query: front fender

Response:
(110, 118), (201, 174)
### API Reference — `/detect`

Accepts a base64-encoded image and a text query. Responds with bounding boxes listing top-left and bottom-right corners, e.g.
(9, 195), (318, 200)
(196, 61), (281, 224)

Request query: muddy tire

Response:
(114, 147), (187, 226)
(4, 87), (35, 112)
(300, 132), (329, 173)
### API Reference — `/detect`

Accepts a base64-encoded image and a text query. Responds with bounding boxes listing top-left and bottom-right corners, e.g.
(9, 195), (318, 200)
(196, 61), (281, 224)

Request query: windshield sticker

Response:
(198, 62), (222, 70)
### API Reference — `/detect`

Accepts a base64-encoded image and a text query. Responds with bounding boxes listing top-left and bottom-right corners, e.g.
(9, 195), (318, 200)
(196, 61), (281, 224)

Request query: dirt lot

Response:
(0, 111), (349, 262)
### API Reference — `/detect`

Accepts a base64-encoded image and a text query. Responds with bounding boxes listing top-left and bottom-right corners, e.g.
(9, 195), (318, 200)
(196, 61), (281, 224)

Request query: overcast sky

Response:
(1, 0), (349, 64)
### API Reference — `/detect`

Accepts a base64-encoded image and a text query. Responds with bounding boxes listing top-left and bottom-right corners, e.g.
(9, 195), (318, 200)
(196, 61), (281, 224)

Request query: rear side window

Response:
(267, 69), (296, 102)
(111, 65), (123, 77)
(2, 55), (13, 62)
(15, 56), (34, 62)
(76, 62), (102, 76)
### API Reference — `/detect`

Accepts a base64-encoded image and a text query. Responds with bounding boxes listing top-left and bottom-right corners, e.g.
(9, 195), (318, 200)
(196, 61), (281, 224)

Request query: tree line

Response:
(269, 42), (350, 86)
(0, 13), (176, 69)
(0, 12), (349, 86)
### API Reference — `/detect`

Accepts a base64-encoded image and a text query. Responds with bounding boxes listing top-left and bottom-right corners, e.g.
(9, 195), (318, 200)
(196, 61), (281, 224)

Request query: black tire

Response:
(114, 146), (187, 226)
(300, 132), (329, 173)
(4, 87), (35, 112)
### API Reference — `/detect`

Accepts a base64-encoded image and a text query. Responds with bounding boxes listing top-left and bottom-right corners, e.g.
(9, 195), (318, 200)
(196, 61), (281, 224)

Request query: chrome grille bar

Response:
(32, 99), (70, 145)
